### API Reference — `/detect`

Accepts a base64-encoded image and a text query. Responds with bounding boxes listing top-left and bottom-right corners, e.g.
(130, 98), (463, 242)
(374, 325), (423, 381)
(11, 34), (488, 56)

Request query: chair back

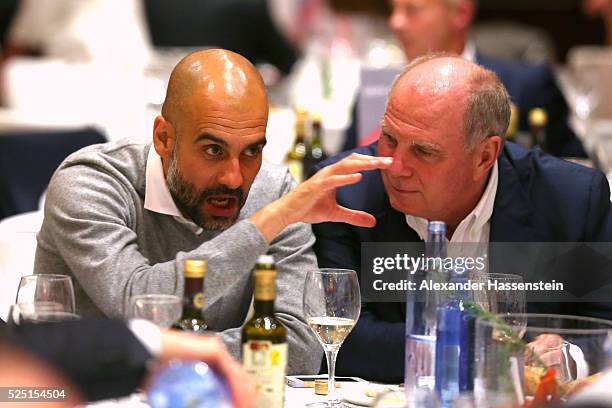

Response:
(0, 127), (107, 220)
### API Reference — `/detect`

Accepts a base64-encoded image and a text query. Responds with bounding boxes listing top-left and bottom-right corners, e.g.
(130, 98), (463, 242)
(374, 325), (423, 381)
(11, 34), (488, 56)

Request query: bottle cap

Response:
(183, 259), (206, 278)
(427, 221), (446, 234)
(314, 379), (328, 395)
(529, 108), (548, 127)
(257, 255), (275, 265)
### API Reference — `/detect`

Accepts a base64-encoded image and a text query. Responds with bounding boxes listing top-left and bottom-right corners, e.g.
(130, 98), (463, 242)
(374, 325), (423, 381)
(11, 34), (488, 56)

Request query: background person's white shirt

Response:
(8, 0), (152, 68)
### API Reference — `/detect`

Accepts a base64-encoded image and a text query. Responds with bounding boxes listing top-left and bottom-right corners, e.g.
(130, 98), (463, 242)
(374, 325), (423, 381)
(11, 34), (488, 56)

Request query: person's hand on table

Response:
(251, 153), (393, 243)
(158, 330), (255, 408)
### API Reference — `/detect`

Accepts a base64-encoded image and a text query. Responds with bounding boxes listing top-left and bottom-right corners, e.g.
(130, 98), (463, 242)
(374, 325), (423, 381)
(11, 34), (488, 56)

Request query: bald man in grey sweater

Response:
(34, 49), (392, 373)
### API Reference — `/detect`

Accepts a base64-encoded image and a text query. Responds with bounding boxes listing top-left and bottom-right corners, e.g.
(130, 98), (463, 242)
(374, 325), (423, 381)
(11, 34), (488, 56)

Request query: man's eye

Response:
(205, 145), (223, 156)
(383, 133), (397, 147)
(414, 146), (433, 157)
(243, 145), (262, 157)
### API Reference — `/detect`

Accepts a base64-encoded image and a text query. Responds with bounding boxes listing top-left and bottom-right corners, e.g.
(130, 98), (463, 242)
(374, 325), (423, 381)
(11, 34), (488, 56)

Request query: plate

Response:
(342, 383), (403, 407)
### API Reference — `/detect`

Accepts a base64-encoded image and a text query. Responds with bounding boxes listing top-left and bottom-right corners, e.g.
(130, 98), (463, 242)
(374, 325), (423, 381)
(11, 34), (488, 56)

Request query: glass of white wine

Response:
(303, 269), (361, 408)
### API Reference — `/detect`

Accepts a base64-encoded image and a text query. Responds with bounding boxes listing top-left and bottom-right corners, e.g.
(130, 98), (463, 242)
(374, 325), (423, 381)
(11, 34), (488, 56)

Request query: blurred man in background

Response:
(390, 0), (583, 159)
(346, 0), (585, 158)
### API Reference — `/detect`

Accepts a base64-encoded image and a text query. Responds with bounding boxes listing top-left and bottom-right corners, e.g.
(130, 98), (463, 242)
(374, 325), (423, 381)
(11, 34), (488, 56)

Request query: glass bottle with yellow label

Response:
(286, 109), (307, 183)
(241, 255), (287, 408)
(529, 107), (548, 151)
(176, 259), (208, 333)
(304, 113), (327, 179)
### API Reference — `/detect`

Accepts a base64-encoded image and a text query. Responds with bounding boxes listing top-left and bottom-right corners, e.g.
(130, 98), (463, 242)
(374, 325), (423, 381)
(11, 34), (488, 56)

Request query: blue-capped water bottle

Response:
(435, 273), (478, 406)
(405, 221), (447, 394)
(147, 360), (233, 408)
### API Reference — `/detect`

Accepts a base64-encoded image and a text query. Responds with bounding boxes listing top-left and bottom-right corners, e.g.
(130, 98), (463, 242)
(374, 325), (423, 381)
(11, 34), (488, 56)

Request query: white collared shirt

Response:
(144, 146), (203, 235)
(405, 162), (499, 243)
(461, 41), (477, 63)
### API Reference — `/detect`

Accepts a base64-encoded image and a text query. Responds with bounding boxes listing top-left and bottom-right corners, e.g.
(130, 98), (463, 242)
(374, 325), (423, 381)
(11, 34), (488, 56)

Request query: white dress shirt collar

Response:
(144, 145), (203, 235)
(462, 40), (477, 63)
(405, 161), (499, 243)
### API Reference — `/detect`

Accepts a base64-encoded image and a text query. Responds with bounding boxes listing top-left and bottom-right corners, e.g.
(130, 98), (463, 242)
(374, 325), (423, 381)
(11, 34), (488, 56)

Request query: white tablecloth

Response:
(86, 382), (378, 407)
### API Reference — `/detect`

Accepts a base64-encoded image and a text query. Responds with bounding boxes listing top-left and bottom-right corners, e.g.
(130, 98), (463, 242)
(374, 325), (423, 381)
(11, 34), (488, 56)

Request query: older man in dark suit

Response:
(314, 54), (612, 383)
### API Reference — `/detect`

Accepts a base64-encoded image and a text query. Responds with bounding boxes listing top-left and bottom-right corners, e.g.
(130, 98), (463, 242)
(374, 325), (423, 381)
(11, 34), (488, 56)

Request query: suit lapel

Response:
(490, 146), (547, 242)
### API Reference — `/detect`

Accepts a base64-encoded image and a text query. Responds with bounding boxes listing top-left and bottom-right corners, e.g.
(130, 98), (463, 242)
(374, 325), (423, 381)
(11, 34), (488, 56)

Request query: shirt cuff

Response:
(128, 318), (162, 356)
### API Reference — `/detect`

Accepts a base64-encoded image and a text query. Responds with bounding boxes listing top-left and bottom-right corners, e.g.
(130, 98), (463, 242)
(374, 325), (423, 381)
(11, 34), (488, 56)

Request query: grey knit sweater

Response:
(34, 139), (322, 374)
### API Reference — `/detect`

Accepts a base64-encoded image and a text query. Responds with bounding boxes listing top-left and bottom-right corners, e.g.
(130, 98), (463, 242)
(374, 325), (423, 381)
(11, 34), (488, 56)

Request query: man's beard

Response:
(166, 153), (244, 231)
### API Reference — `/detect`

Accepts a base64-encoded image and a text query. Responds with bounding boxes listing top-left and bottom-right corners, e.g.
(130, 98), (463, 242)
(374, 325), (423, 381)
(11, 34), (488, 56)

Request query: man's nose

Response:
(218, 158), (243, 190)
(388, 153), (413, 177)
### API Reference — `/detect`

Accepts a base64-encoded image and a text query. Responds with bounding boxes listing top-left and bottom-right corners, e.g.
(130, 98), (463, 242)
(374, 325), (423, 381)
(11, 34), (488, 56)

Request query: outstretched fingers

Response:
(331, 206), (377, 228)
(316, 173), (363, 190)
(327, 154), (392, 175)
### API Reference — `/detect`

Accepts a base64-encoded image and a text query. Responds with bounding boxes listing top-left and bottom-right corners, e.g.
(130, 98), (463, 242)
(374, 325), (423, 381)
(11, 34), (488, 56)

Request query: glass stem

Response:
(325, 348), (339, 402)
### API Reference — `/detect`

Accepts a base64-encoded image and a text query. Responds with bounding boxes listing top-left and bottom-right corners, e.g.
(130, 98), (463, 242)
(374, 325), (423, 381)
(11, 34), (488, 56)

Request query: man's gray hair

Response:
(389, 52), (510, 150)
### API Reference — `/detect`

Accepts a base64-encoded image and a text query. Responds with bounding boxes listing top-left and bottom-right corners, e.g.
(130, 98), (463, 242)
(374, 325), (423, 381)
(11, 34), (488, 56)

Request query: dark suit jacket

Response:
(0, 318), (150, 401)
(313, 142), (612, 383)
(343, 53), (585, 158)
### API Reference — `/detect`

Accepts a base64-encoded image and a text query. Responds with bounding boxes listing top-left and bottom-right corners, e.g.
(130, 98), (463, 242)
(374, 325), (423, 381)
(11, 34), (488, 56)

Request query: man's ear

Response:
(474, 135), (502, 181)
(452, 0), (475, 32)
(153, 116), (176, 165)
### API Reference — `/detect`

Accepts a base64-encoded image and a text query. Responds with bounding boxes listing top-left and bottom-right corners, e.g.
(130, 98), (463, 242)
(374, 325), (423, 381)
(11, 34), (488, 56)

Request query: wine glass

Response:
(7, 302), (79, 325)
(303, 269), (361, 408)
(130, 294), (182, 328)
(16, 274), (76, 313)
(472, 273), (527, 330)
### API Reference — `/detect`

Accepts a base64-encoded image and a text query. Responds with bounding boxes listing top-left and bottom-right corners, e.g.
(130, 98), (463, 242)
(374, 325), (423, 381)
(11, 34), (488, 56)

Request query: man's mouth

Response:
(204, 195), (239, 216)
(390, 184), (419, 194)
(208, 197), (234, 207)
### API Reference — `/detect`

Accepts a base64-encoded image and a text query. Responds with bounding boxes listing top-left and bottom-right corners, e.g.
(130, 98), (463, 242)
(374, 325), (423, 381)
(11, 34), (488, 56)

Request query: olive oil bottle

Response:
(286, 109), (307, 183)
(176, 259), (208, 332)
(241, 255), (287, 408)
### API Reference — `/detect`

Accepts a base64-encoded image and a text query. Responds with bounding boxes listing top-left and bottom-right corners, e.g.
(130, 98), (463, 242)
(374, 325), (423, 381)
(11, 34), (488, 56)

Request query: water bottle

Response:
(435, 298), (462, 406)
(405, 221), (447, 393)
(435, 275), (478, 406)
(147, 360), (233, 408)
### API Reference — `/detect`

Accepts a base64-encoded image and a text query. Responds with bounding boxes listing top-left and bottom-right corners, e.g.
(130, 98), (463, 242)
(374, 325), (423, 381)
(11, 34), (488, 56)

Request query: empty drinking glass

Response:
(16, 274), (76, 313)
(130, 294), (182, 328)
